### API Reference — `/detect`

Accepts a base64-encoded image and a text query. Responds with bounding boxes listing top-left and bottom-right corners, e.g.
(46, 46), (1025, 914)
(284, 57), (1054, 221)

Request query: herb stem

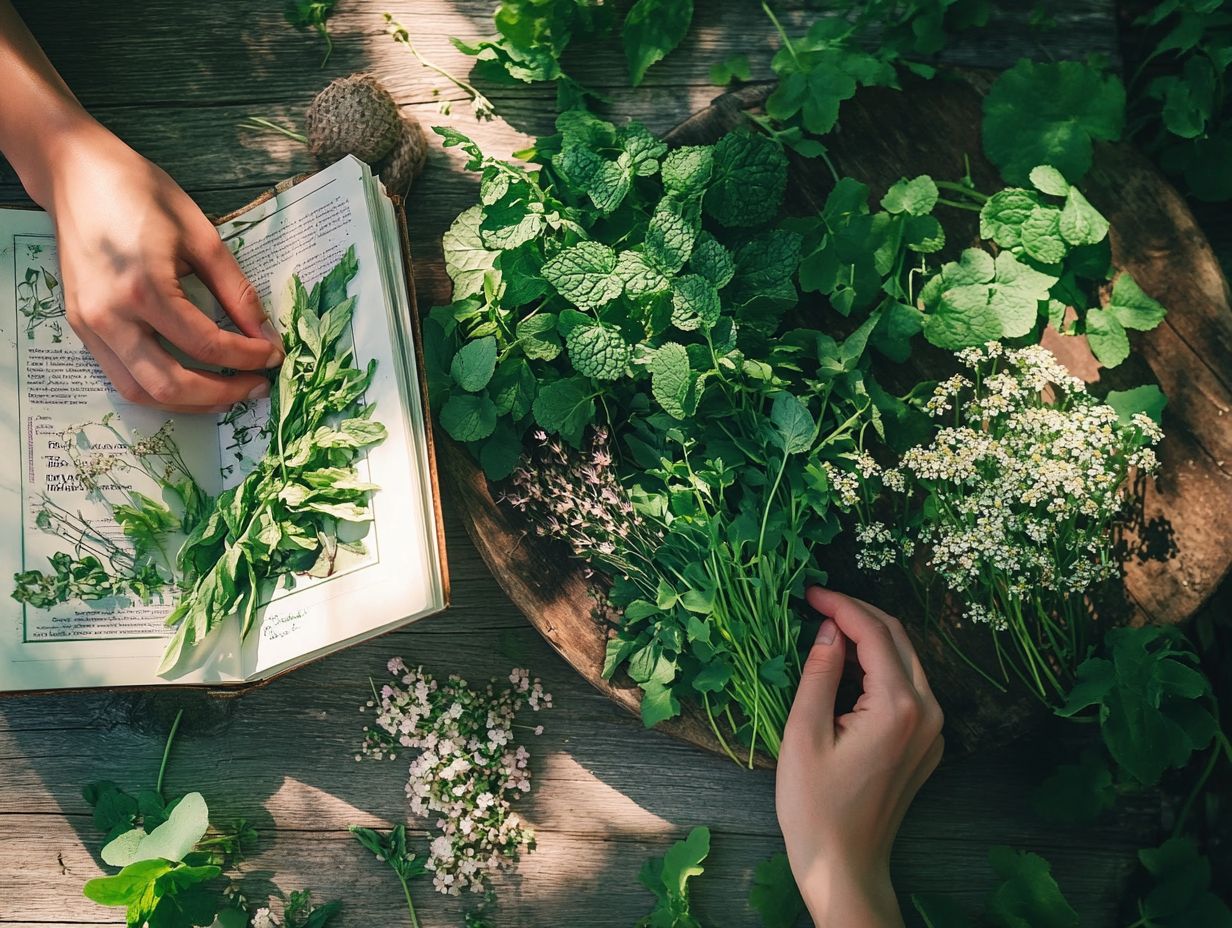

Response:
(156, 708), (184, 800)
(934, 180), (988, 202)
(239, 116), (309, 145)
(398, 872), (421, 928)
(385, 14), (494, 120)
(935, 197), (983, 213)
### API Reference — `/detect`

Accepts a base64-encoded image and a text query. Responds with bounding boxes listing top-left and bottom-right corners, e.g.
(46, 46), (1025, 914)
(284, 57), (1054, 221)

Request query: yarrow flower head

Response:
(360, 662), (551, 896)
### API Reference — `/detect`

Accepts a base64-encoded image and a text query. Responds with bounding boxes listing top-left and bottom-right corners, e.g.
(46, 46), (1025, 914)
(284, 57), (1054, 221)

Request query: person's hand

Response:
(776, 587), (944, 927)
(24, 120), (283, 412)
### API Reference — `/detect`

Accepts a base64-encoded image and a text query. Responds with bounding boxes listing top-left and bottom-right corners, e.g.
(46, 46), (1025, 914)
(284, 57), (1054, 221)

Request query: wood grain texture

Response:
(0, 0), (1206, 925)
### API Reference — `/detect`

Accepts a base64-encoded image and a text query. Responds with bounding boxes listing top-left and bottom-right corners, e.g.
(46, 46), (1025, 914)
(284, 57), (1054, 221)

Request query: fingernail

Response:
(261, 319), (283, 345)
(246, 380), (271, 402)
(817, 619), (837, 646)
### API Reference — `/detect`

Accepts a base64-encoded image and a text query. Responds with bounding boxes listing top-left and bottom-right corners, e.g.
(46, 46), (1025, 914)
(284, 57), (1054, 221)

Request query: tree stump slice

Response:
(440, 75), (1232, 766)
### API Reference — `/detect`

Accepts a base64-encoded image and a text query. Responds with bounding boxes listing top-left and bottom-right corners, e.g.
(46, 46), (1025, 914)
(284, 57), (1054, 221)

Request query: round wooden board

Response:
(442, 74), (1232, 765)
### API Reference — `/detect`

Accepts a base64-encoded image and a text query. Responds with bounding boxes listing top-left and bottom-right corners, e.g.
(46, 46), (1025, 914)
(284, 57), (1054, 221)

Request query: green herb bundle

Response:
(12, 250), (387, 676)
(161, 247), (385, 671)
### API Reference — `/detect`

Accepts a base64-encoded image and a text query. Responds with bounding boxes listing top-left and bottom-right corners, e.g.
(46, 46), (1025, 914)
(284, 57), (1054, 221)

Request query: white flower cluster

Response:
(866, 343), (1163, 607)
(360, 659), (551, 896)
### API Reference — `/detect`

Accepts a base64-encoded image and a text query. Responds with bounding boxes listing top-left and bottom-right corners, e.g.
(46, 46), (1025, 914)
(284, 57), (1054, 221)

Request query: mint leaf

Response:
(925, 284), (1003, 348)
(670, 274), (721, 331)
(748, 852), (805, 928)
(982, 59), (1126, 185)
(988, 252), (1056, 336)
(542, 241), (622, 310)
(881, 175), (938, 216)
(661, 145), (715, 200)
(532, 377), (594, 445)
(621, 122), (669, 176)
(623, 0), (694, 86)
(1029, 165), (1070, 196)
(1020, 206), (1067, 264)
(689, 235), (734, 288)
(1058, 187), (1109, 245)
(615, 251), (670, 298)
(450, 335), (497, 392)
(567, 323), (630, 380)
(704, 132), (788, 228)
(1107, 273), (1166, 331)
(443, 206), (498, 299)
(645, 197), (700, 274)
(986, 846), (1079, 928)
(980, 188), (1043, 251)
(587, 155), (635, 214)
(440, 393), (498, 442)
(1085, 307), (1130, 367)
(649, 342), (696, 419)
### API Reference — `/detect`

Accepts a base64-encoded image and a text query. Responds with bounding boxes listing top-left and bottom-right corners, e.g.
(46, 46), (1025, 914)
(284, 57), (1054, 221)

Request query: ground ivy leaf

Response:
(517, 313), (562, 361)
(704, 132), (788, 228)
(1032, 750), (1116, 826)
(670, 274), (721, 331)
(649, 342), (695, 419)
(989, 252), (1056, 336)
(639, 678), (681, 727)
(543, 241), (622, 309)
(1085, 307), (1130, 367)
(532, 377), (594, 446)
(623, 0), (694, 87)
(985, 846), (1080, 928)
(881, 175), (938, 216)
(440, 393), (498, 442)
(748, 852), (805, 928)
(443, 206), (498, 299)
(449, 335), (498, 392)
(567, 323), (630, 380)
(488, 359), (536, 419)
(662, 145), (715, 200)
(1107, 273), (1166, 331)
(982, 59), (1126, 185)
(1105, 384), (1167, 425)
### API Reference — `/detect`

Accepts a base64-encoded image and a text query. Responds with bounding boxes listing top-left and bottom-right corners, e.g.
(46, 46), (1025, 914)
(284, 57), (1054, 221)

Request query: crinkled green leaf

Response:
(670, 274), (721, 331)
(517, 313), (562, 361)
(440, 393), (498, 442)
(649, 342), (696, 419)
(704, 132), (788, 228)
(644, 198), (700, 274)
(567, 323), (630, 380)
(443, 206), (498, 299)
(615, 251), (670, 298)
(542, 241), (622, 309)
(661, 145), (715, 200)
(688, 235), (734, 289)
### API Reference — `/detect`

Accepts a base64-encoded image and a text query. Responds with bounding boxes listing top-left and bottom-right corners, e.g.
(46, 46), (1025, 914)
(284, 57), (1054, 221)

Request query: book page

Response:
(0, 209), (238, 691)
(206, 158), (444, 680)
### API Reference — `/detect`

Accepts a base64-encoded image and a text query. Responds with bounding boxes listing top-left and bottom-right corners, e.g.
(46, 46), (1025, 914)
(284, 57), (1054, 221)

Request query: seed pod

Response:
(306, 73), (402, 164)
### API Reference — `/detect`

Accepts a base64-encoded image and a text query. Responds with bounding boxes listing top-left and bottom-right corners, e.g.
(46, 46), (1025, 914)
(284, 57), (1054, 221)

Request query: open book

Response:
(0, 156), (448, 693)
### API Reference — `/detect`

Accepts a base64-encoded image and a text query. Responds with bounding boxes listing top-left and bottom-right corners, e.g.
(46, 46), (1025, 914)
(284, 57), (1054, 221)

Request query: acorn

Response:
(305, 73), (427, 195)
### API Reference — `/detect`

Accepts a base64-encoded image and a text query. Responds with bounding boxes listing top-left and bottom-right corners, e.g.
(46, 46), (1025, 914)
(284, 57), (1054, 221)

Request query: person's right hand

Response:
(776, 587), (944, 927)
(28, 120), (283, 412)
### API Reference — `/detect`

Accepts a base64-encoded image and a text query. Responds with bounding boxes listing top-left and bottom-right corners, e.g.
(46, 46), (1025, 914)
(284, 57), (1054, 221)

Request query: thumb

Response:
(186, 225), (283, 359)
(786, 620), (846, 749)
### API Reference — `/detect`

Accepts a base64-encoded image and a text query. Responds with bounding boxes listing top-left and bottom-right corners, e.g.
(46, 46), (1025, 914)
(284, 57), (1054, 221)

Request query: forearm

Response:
(0, 0), (99, 205)
(799, 862), (905, 928)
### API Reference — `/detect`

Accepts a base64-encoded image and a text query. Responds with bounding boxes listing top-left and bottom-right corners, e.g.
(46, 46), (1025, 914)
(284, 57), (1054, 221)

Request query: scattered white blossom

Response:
(361, 661), (551, 896)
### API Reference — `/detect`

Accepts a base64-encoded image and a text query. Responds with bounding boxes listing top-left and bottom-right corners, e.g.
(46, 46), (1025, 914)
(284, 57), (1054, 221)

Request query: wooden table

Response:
(0, 2), (1219, 925)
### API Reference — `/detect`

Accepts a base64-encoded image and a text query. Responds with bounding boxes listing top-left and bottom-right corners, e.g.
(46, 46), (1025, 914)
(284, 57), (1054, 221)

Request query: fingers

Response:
(153, 291), (283, 371)
(108, 325), (271, 410)
(806, 587), (914, 695)
(784, 619), (847, 750)
(75, 327), (233, 414)
(849, 595), (932, 697)
(183, 219), (282, 357)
